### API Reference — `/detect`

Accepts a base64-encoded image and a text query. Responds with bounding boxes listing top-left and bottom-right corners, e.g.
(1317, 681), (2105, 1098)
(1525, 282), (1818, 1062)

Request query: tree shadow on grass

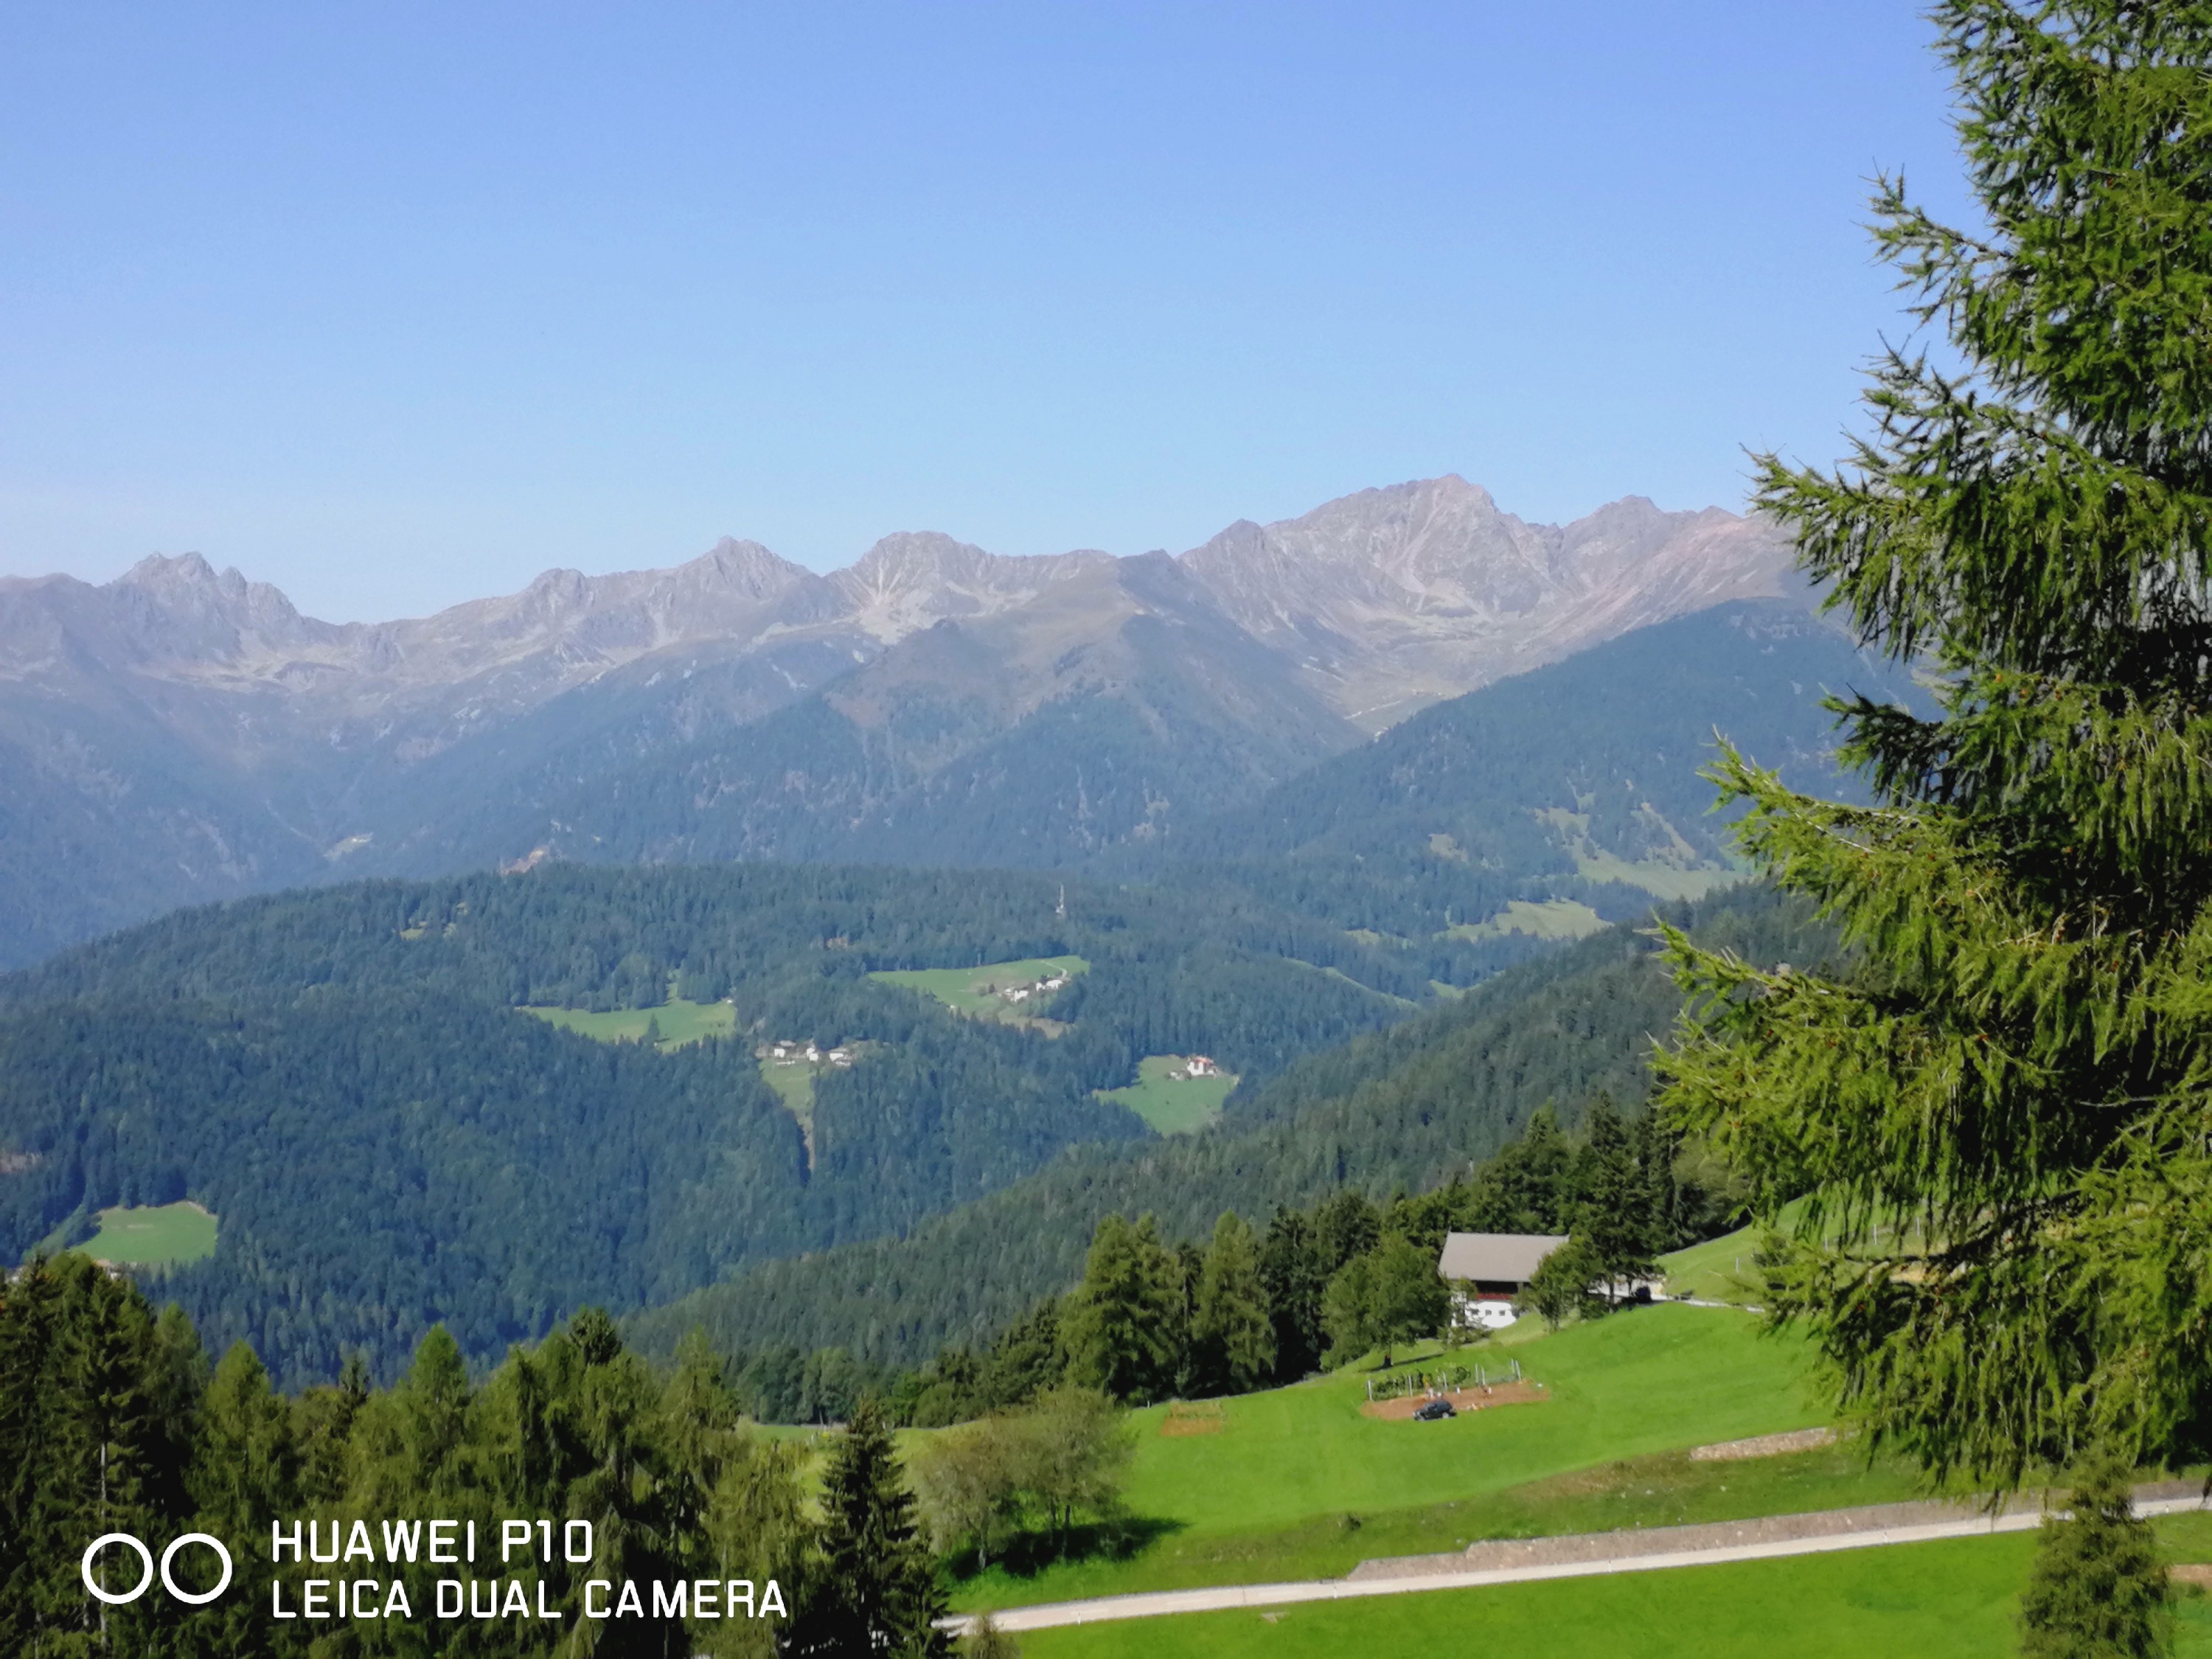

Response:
(944, 1514), (1186, 1584)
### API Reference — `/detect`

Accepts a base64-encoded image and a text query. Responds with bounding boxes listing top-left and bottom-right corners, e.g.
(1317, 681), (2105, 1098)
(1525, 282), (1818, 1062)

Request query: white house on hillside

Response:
(1436, 1231), (1569, 1330)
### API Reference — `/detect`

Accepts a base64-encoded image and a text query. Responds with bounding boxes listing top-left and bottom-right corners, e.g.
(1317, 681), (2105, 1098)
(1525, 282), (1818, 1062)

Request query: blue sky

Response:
(0, 2), (1966, 621)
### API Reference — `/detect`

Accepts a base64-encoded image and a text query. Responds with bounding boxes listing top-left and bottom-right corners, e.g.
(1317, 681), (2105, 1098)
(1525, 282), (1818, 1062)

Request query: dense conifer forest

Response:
(0, 863), (1476, 1387)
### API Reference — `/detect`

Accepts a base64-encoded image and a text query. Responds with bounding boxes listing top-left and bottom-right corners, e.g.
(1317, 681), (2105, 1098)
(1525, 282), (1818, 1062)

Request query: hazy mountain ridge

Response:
(0, 477), (1796, 964)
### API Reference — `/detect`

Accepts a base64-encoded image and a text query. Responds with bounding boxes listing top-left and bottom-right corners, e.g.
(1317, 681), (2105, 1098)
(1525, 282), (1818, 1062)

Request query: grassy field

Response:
(958, 1304), (1863, 1610)
(1020, 1532), (2037, 1658)
(77, 1201), (218, 1265)
(869, 956), (1089, 1025)
(1659, 1205), (1927, 1304)
(1018, 1515), (2212, 1658)
(1530, 807), (1746, 902)
(518, 995), (736, 1048)
(1659, 1224), (1764, 1304)
(1444, 899), (1608, 942)
(1096, 1055), (1238, 1135)
(757, 1058), (816, 1122)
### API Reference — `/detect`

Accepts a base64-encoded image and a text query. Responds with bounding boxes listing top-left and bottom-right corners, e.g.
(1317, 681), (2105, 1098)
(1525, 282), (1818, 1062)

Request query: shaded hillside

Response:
(461, 557), (1362, 874)
(627, 884), (1837, 1370)
(1124, 597), (1929, 939)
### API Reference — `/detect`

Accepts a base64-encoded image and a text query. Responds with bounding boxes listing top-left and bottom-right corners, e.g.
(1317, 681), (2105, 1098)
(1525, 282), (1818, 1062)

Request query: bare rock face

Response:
(0, 478), (1790, 747)
(1178, 476), (1796, 731)
(831, 532), (1116, 643)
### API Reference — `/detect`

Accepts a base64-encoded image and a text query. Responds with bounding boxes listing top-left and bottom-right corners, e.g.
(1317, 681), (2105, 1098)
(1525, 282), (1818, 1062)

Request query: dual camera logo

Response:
(80, 1533), (234, 1606)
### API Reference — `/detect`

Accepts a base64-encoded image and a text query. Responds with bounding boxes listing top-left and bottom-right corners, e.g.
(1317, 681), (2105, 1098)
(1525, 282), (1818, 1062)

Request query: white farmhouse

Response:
(1436, 1232), (1569, 1331)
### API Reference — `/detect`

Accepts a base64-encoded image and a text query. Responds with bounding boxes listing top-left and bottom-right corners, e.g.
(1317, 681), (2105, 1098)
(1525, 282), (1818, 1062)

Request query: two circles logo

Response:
(80, 1533), (233, 1606)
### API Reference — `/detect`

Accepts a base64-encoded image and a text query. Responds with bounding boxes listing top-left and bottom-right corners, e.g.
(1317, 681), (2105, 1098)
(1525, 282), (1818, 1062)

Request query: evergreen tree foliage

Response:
(1060, 1216), (1183, 1405)
(1191, 1211), (1276, 1394)
(1312, 1190), (1382, 1278)
(1657, 1), (2212, 1486)
(0, 859), (1427, 1386)
(2019, 1448), (2171, 1658)
(1257, 1208), (1327, 1382)
(788, 1398), (950, 1659)
(1568, 1096), (1663, 1288)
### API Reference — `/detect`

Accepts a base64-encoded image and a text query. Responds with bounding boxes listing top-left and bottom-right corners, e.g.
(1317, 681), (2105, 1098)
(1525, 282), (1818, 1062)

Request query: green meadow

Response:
(1020, 1515), (2212, 1658)
(757, 1057), (817, 1124)
(957, 1305), (1881, 1611)
(1658, 1206), (1927, 1306)
(869, 956), (1089, 1023)
(1096, 1055), (1238, 1135)
(1445, 899), (1608, 942)
(77, 1201), (218, 1266)
(1020, 1532), (2037, 1658)
(517, 994), (736, 1048)
(1658, 1225), (1764, 1304)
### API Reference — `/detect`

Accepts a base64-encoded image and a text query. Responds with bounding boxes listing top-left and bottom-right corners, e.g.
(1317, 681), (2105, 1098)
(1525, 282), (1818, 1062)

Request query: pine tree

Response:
(1060, 1216), (1182, 1404)
(1567, 1095), (1659, 1290)
(1312, 1190), (1380, 1276)
(1258, 1207), (1326, 1382)
(189, 1343), (299, 1659)
(1657, 2), (2212, 1487)
(2019, 1449), (2171, 1658)
(1192, 1212), (1276, 1394)
(787, 1398), (950, 1658)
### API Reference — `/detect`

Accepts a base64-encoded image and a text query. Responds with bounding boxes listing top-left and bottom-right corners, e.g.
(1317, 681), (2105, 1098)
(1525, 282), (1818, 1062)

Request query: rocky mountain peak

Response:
(833, 532), (1113, 642)
(1175, 476), (1795, 730)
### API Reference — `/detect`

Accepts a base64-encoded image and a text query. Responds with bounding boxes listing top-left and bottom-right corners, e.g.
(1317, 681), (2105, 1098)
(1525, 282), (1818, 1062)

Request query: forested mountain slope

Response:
(627, 883), (1837, 1371)
(434, 554), (1363, 875)
(0, 863), (1438, 1385)
(1123, 597), (1928, 939)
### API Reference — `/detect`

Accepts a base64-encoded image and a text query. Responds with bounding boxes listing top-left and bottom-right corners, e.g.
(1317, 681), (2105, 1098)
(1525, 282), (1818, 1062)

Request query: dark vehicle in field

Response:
(1413, 1398), (1455, 1422)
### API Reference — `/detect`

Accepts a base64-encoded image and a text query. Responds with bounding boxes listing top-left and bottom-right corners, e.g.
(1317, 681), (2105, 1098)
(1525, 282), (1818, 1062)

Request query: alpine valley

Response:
(0, 474), (1921, 1387)
(0, 476), (1801, 967)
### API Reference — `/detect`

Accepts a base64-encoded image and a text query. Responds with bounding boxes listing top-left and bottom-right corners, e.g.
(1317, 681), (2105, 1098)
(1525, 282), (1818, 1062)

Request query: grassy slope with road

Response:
(1015, 1515), (2212, 1658)
(955, 1304), (1938, 1613)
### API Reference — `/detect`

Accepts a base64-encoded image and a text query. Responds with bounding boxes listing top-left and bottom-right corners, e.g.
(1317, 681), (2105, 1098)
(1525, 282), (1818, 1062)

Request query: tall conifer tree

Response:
(1192, 1212), (1276, 1394)
(1658, 1), (2212, 1486)
(787, 1399), (949, 1658)
(2017, 1448), (2171, 1658)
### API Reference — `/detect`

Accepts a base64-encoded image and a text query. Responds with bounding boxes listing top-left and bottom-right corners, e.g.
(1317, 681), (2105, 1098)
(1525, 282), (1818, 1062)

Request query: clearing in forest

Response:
(1532, 807), (1745, 902)
(518, 995), (737, 1049)
(1443, 899), (1608, 942)
(1096, 1054), (1237, 1135)
(869, 956), (1089, 1029)
(752, 1040), (882, 1168)
(75, 1201), (218, 1266)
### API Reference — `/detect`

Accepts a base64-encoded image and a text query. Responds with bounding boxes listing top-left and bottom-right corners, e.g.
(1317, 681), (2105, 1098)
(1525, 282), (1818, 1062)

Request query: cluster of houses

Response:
(1168, 1055), (1224, 1080)
(995, 969), (1074, 1006)
(1436, 1231), (1666, 1330)
(756, 1040), (855, 1068)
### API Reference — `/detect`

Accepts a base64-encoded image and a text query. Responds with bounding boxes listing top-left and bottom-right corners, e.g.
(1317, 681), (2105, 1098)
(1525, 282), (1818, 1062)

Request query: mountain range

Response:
(0, 476), (1794, 966)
